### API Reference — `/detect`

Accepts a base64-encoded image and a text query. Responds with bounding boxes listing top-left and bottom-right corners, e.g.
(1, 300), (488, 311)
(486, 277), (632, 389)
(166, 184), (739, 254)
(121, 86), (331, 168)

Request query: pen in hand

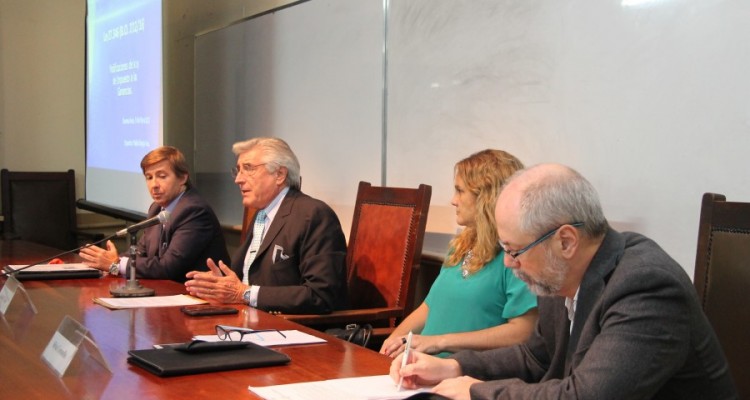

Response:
(397, 331), (413, 391)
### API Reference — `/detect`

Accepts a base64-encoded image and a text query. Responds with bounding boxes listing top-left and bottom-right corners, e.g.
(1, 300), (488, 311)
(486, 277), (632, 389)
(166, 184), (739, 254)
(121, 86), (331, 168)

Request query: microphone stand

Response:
(109, 232), (154, 297)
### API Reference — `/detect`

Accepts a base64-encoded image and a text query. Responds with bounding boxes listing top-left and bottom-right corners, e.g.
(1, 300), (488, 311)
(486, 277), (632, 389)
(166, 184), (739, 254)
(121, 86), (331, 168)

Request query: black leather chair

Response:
(693, 192), (750, 398)
(1, 169), (102, 250)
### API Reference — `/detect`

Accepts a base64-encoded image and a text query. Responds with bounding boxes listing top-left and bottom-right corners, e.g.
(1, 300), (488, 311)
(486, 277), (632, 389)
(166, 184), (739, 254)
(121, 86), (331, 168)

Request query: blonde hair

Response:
(446, 149), (524, 274)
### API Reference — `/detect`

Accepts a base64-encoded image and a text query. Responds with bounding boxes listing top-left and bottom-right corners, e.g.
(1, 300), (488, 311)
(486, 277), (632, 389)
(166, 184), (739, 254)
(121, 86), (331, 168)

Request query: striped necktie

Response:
(242, 210), (266, 284)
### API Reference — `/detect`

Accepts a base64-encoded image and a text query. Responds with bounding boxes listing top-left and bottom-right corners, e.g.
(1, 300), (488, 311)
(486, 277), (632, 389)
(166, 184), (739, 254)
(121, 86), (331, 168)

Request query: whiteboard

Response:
(386, 0), (750, 275)
(194, 0), (384, 226)
(195, 0), (750, 276)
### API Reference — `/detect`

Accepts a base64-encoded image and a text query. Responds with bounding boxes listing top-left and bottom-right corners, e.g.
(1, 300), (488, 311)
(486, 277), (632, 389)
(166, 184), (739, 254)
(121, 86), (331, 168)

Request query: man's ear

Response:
(275, 166), (288, 185)
(557, 224), (580, 258)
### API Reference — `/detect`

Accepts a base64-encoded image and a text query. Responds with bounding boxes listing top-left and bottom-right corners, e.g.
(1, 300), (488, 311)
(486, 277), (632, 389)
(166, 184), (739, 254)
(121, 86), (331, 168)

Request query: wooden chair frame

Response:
(693, 192), (750, 398)
(266, 182), (431, 331)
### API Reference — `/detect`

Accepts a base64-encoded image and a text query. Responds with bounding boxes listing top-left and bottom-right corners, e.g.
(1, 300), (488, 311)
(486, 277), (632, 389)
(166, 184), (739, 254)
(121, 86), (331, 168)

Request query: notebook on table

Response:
(4, 263), (102, 280)
(127, 340), (291, 377)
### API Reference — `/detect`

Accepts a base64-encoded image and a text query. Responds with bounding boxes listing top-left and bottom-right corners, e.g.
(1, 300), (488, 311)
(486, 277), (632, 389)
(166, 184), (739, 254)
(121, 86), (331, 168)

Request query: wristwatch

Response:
(109, 262), (120, 276)
(242, 287), (252, 305)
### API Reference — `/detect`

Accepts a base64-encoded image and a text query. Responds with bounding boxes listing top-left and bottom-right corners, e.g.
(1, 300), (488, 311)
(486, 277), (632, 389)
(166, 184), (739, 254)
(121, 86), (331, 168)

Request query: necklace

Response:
(461, 250), (473, 279)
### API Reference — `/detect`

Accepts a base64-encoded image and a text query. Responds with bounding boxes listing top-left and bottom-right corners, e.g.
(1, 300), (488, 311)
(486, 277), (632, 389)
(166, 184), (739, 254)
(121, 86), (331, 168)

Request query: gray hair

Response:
(516, 165), (608, 238)
(232, 137), (301, 190)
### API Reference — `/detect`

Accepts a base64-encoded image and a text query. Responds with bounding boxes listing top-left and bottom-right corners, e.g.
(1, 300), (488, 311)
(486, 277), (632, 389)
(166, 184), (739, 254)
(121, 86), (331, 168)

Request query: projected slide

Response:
(86, 0), (162, 213)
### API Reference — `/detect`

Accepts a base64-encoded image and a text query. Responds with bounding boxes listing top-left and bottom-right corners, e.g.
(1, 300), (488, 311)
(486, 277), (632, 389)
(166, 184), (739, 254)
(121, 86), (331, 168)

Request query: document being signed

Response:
(249, 375), (430, 400)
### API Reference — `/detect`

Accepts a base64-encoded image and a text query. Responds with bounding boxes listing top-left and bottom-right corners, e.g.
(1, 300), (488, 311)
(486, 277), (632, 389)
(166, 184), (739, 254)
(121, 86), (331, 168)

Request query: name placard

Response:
(0, 275), (36, 315)
(40, 315), (111, 377)
(0, 276), (18, 314)
(41, 330), (77, 376)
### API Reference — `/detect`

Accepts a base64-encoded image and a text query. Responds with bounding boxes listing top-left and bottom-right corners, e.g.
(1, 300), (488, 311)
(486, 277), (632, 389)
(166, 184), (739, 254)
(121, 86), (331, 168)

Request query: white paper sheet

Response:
(193, 329), (326, 347)
(249, 375), (429, 400)
(93, 294), (206, 309)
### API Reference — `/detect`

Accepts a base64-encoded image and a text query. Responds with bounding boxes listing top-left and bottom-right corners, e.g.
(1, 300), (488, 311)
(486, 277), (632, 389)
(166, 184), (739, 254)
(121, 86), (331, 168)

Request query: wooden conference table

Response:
(0, 240), (392, 399)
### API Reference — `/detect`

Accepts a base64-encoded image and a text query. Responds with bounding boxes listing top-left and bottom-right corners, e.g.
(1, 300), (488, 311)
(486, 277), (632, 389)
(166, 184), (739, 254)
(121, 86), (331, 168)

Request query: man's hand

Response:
(432, 375), (481, 400)
(185, 259), (247, 304)
(78, 240), (119, 270)
(389, 350), (462, 390)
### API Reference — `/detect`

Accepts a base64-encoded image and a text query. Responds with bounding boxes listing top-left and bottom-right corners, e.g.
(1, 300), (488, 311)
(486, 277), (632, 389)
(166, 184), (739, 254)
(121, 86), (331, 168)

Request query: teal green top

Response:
(421, 250), (537, 357)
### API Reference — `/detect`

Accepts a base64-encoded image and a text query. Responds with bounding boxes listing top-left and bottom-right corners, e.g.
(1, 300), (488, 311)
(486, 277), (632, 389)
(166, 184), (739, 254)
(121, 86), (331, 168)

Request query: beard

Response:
(513, 246), (569, 296)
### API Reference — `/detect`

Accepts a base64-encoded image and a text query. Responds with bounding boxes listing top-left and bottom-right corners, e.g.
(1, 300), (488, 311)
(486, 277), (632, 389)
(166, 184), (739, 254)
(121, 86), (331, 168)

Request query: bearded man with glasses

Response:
(390, 163), (736, 400)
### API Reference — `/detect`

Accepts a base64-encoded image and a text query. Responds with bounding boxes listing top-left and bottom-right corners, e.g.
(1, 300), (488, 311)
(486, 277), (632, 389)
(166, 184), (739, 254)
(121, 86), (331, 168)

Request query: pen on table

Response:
(397, 331), (413, 391)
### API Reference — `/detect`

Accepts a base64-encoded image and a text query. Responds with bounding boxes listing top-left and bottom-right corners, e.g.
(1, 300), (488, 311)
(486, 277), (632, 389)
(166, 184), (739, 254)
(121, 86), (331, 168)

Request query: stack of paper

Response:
(94, 294), (206, 310)
(249, 375), (429, 400)
(193, 329), (326, 347)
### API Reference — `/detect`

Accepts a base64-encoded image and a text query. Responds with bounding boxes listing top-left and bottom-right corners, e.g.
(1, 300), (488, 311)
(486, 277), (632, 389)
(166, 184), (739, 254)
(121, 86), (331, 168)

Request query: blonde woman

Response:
(380, 149), (537, 358)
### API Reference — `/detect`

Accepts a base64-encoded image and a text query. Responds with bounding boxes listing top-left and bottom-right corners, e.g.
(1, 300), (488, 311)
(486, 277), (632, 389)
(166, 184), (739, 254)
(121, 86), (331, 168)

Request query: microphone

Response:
(115, 211), (170, 237)
(1, 234), (115, 277)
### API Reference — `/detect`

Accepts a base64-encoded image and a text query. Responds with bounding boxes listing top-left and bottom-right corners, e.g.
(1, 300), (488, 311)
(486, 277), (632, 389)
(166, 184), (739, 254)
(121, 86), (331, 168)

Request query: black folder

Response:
(127, 340), (291, 377)
(3, 265), (102, 281)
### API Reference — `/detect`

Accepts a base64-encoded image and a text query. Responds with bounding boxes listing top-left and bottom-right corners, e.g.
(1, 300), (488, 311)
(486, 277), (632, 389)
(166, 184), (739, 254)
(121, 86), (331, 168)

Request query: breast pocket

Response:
(269, 257), (301, 285)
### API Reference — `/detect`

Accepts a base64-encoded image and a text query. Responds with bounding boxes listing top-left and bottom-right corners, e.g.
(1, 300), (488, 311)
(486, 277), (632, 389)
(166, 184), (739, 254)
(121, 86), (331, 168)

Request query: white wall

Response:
(191, 0), (750, 276)
(0, 0), (86, 189)
(385, 0), (750, 274)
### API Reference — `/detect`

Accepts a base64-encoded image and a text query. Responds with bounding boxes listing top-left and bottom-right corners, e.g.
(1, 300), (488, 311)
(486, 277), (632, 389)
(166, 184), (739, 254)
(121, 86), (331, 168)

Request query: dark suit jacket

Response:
(135, 188), (230, 283)
(452, 229), (737, 399)
(231, 189), (347, 314)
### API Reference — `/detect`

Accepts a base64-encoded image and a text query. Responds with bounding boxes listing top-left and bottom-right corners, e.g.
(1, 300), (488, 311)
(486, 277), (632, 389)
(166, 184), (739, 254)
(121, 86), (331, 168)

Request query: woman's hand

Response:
(382, 334), (445, 357)
(380, 334), (408, 357)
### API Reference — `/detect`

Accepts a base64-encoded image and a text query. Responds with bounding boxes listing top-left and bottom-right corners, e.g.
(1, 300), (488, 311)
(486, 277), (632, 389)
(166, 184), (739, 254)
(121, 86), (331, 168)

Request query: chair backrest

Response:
(1, 169), (79, 250)
(694, 192), (750, 398)
(346, 181), (431, 322)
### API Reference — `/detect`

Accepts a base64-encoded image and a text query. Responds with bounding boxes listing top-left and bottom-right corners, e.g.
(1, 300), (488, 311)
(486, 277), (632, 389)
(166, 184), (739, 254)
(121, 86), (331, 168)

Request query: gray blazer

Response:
(453, 229), (737, 399)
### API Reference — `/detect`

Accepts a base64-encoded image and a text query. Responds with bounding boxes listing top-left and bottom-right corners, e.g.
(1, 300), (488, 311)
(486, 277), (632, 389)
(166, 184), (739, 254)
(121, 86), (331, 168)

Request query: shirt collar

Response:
(262, 187), (289, 224)
(163, 189), (186, 214)
(564, 286), (580, 323)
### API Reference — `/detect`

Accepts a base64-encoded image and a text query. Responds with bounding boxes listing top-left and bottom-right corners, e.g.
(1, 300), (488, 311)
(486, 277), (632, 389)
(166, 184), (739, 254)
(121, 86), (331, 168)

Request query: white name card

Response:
(0, 275), (19, 314)
(0, 275), (37, 316)
(40, 315), (111, 377)
(41, 331), (78, 376)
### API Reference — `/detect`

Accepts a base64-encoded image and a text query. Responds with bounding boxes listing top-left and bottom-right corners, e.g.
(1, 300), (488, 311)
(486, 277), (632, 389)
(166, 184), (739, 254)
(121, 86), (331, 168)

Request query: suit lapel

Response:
(565, 229), (624, 373)
(256, 191), (295, 258)
(144, 204), (162, 258)
(161, 189), (191, 249)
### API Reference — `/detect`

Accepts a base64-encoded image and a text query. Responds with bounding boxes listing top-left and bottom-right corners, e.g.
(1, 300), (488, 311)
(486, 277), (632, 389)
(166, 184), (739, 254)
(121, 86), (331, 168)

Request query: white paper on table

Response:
(93, 294), (207, 309)
(249, 375), (429, 400)
(193, 329), (326, 347)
